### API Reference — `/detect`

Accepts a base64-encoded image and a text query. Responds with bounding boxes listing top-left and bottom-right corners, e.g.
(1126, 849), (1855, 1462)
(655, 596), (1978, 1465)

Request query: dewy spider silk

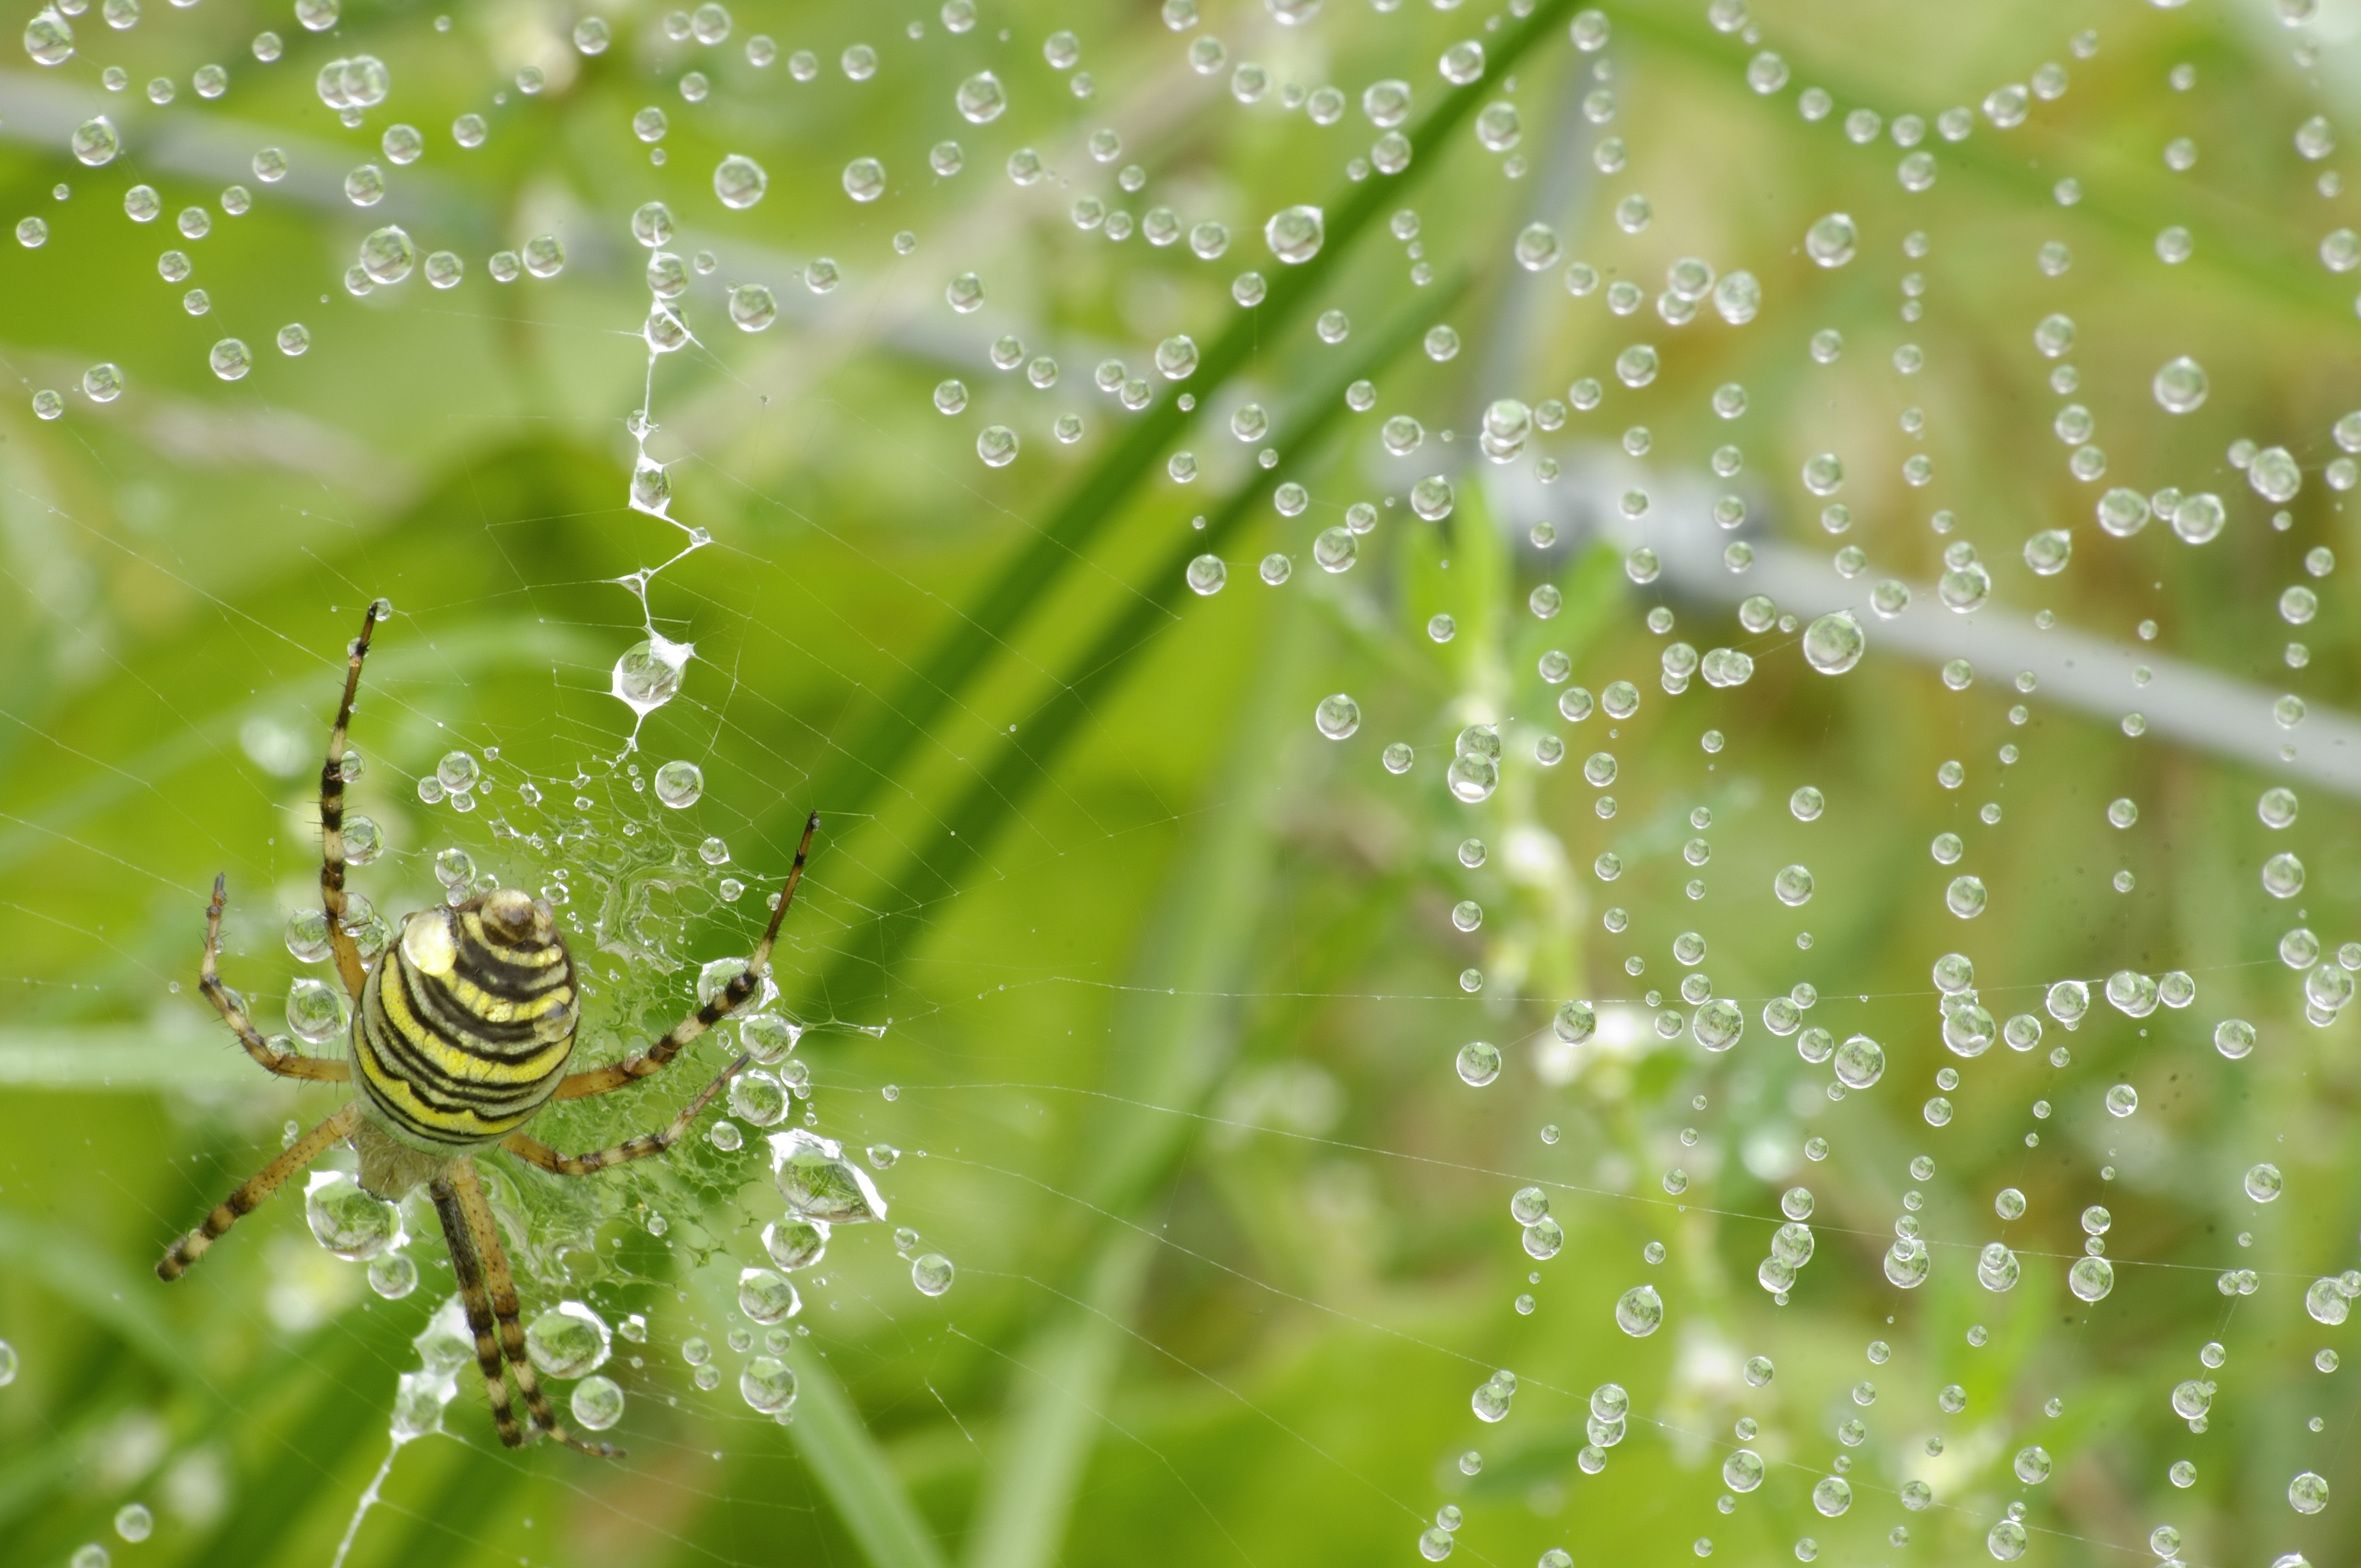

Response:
(4, 0), (2361, 1564)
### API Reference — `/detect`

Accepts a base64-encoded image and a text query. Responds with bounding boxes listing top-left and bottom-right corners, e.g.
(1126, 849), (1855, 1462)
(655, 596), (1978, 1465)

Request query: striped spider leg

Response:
(500, 810), (819, 1173)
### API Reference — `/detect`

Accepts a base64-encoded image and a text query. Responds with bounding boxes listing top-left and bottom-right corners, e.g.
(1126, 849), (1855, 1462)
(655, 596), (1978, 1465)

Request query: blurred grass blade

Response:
(966, 587), (1306, 1568)
(1611, 6), (2346, 320)
(0, 622), (608, 885)
(808, 274), (1468, 1005)
(964, 1232), (1155, 1568)
(787, 1350), (949, 1568)
(0, 1210), (189, 1380)
(796, 0), (1578, 837)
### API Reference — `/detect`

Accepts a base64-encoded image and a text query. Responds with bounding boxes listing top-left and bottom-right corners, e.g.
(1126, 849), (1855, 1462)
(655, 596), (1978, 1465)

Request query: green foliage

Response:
(3, 1), (2360, 1565)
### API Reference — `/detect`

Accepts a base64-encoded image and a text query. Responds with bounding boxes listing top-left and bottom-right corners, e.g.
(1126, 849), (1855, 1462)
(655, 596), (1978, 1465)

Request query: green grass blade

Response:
(964, 587), (1309, 1568)
(805, 274), (1469, 1003)
(786, 1350), (949, 1568)
(791, 0), (1579, 839)
(962, 1232), (1156, 1568)
(0, 1210), (190, 1380)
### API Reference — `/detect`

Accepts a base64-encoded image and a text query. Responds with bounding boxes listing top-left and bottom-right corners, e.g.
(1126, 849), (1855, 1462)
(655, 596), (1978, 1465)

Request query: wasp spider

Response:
(158, 602), (817, 1457)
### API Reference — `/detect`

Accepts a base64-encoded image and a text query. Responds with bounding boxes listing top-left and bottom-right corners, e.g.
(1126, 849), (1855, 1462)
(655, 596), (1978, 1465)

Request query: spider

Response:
(157, 601), (817, 1458)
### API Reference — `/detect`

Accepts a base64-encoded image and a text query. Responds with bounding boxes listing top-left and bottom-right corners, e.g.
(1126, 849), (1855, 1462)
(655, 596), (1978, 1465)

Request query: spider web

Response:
(2, 2), (2360, 1567)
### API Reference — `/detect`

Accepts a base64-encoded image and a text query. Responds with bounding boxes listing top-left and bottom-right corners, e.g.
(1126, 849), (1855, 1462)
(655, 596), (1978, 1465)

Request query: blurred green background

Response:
(3, 0), (2361, 1564)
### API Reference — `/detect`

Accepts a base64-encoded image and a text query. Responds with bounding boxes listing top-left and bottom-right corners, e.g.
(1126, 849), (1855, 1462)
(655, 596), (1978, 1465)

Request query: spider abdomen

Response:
(354, 888), (579, 1151)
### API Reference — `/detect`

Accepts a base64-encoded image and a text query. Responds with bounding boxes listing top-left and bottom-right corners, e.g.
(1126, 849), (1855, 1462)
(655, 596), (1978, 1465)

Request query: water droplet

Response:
(612, 635), (690, 716)
(570, 1375), (625, 1431)
(841, 156), (884, 203)
(1154, 335), (1199, 379)
(206, 337), (252, 382)
(1264, 204), (1324, 263)
(976, 424), (1019, 467)
(1439, 39), (1486, 84)
(1615, 1284), (1663, 1336)
(1185, 555), (1227, 595)
(1805, 213), (1857, 266)
(1456, 1041), (1501, 1086)
(653, 759), (704, 808)
(1834, 1035), (1885, 1087)
(954, 69), (1006, 123)
(304, 1172), (398, 1260)
(24, 12), (74, 66)
(773, 1128), (889, 1223)
(70, 115), (119, 166)
(715, 153), (769, 208)
(1802, 612), (1864, 673)
(2153, 356), (2208, 413)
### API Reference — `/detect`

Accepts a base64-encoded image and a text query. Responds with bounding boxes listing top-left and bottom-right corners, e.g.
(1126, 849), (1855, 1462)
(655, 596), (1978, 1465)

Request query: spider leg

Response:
(319, 601), (387, 1001)
(447, 1159), (622, 1459)
(554, 810), (819, 1102)
(198, 874), (350, 1082)
(157, 1102), (359, 1280)
(507, 1053), (749, 1175)
(428, 1169), (529, 1451)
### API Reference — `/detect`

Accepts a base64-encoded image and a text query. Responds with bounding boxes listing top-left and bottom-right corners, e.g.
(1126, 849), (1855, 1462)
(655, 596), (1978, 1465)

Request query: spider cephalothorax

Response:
(157, 601), (818, 1457)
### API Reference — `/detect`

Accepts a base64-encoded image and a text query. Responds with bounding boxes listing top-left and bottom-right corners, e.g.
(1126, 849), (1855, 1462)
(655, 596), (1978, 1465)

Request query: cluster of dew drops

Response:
(297, 1110), (948, 1451)
(261, 662), (962, 1452)
(13, 0), (833, 418)
(12, 0), (2361, 1558)
(1048, 0), (2361, 1562)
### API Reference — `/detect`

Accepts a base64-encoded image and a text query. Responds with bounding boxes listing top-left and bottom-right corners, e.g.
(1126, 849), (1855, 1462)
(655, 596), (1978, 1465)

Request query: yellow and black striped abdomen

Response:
(353, 889), (579, 1152)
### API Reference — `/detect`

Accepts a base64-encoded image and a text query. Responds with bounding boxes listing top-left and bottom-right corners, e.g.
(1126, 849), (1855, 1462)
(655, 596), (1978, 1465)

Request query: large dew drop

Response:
(715, 153), (768, 208)
(612, 634), (692, 717)
(1614, 1284), (1663, 1336)
(654, 758), (704, 807)
(1410, 475), (1454, 520)
(571, 1375), (625, 1431)
(524, 1301), (612, 1377)
(1802, 612), (1864, 674)
(1455, 1041), (1502, 1085)
(304, 1172), (399, 1260)
(911, 1253), (956, 1296)
(1833, 1035), (1885, 1087)
(1804, 212), (1857, 266)
(286, 976), (350, 1043)
(358, 225), (415, 285)
(738, 1267), (802, 1324)
(1314, 694), (1359, 739)
(317, 54), (390, 111)
(1977, 1242), (2021, 1291)
(771, 1129), (889, 1223)
(1693, 1000), (1744, 1051)
(24, 11), (74, 66)
(955, 70), (1005, 122)
(1264, 204), (1324, 263)
(763, 1216), (830, 1271)
(740, 1357), (799, 1415)
(70, 115), (119, 166)
(2153, 356), (2208, 413)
